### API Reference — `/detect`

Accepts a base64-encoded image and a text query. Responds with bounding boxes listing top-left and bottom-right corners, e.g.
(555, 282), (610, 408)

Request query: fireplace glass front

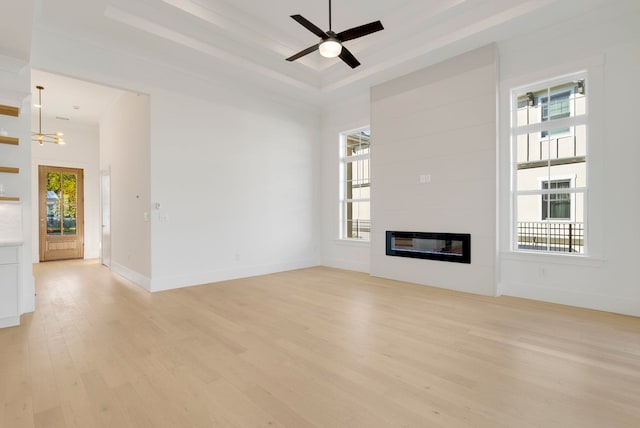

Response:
(386, 231), (471, 264)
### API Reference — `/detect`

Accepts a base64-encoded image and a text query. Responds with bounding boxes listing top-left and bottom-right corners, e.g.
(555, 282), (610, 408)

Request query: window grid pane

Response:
(512, 76), (587, 255)
(341, 129), (371, 240)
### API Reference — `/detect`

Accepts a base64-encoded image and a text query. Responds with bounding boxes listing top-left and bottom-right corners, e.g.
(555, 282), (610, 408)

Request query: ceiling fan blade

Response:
(336, 21), (384, 42)
(286, 44), (320, 62)
(291, 15), (329, 39)
(339, 46), (360, 69)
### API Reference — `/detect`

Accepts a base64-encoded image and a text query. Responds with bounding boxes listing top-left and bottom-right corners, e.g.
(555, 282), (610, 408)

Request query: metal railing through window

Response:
(517, 221), (584, 254)
(348, 219), (371, 240)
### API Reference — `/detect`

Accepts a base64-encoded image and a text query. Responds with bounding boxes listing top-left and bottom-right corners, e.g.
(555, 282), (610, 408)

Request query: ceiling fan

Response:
(286, 0), (384, 69)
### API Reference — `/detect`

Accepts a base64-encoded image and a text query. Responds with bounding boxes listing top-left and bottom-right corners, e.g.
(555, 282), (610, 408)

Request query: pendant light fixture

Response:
(32, 85), (65, 145)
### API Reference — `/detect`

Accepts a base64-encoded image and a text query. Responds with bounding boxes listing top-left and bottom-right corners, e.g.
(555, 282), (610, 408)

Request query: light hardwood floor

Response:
(1, 260), (639, 427)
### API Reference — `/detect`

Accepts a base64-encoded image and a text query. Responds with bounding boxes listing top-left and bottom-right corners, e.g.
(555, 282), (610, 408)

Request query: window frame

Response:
(339, 127), (371, 241)
(510, 71), (588, 256)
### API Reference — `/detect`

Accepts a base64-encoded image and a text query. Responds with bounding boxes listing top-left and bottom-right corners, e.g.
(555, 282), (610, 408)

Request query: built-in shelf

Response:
(0, 104), (21, 206)
(0, 105), (20, 117)
(0, 136), (19, 145)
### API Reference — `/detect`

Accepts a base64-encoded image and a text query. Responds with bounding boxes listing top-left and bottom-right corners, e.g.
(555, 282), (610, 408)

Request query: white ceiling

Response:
(31, 70), (125, 125)
(0, 0), (33, 72)
(29, 0), (611, 117)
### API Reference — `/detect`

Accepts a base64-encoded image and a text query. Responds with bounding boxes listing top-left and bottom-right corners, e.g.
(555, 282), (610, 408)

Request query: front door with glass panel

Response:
(39, 165), (84, 261)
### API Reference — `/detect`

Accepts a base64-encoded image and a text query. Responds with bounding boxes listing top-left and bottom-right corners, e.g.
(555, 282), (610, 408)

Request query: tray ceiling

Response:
(31, 0), (610, 105)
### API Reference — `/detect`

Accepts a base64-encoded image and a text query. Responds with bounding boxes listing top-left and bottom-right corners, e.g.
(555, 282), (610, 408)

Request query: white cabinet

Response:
(0, 246), (20, 328)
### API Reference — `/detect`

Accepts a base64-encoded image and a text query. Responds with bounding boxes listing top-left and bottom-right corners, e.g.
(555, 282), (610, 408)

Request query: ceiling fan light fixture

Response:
(286, 0), (383, 68)
(319, 38), (342, 58)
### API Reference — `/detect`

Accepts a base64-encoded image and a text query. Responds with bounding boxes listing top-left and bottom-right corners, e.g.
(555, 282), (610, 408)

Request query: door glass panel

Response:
(63, 173), (77, 205)
(62, 173), (78, 235)
(63, 204), (77, 235)
(46, 197), (61, 235)
(46, 172), (62, 235)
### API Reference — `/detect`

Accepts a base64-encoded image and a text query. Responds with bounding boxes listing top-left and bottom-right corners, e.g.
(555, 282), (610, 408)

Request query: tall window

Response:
(512, 74), (587, 254)
(340, 128), (370, 240)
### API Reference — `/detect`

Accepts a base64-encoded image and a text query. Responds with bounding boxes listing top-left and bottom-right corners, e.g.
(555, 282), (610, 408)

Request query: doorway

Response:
(38, 165), (85, 261)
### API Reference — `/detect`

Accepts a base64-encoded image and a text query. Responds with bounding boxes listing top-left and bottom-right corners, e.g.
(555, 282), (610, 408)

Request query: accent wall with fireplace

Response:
(370, 45), (497, 295)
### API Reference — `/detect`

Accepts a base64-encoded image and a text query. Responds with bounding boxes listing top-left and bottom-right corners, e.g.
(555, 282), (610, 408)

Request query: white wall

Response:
(497, 1), (640, 316)
(0, 68), (35, 315)
(31, 118), (100, 261)
(149, 89), (321, 291)
(320, 92), (371, 273)
(100, 91), (151, 287)
(0, 0), (34, 327)
(369, 45), (497, 296)
(32, 26), (321, 292)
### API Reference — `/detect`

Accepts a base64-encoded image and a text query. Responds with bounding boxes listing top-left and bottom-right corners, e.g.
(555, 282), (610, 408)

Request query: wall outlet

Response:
(419, 174), (431, 184)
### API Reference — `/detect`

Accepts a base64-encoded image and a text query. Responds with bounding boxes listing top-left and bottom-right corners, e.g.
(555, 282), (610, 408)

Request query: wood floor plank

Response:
(1, 260), (638, 427)
(2, 336), (36, 428)
(34, 406), (67, 428)
(34, 407), (67, 428)
(28, 341), (61, 414)
(80, 370), (132, 428)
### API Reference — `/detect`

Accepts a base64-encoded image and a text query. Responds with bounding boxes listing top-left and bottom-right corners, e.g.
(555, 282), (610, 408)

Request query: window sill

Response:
(334, 239), (370, 248)
(500, 250), (604, 267)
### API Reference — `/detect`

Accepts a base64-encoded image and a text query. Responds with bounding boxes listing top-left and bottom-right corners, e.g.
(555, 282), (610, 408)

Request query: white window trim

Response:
(510, 71), (588, 256)
(339, 126), (371, 242)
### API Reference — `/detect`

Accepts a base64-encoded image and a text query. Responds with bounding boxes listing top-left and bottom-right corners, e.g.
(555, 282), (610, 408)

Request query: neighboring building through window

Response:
(340, 128), (370, 240)
(512, 74), (587, 254)
(541, 179), (571, 220)
(540, 89), (571, 137)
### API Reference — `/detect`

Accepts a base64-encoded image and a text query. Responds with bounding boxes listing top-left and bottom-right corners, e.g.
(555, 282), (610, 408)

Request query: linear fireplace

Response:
(386, 231), (471, 264)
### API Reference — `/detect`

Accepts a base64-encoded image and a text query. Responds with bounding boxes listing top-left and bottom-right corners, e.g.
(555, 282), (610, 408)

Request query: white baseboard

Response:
(500, 281), (640, 317)
(111, 262), (151, 291)
(0, 316), (20, 328)
(150, 258), (319, 292)
(21, 272), (36, 314)
(322, 258), (370, 274)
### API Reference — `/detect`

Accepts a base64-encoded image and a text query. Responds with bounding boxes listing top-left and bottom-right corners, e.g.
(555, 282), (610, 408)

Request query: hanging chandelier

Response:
(32, 85), (65, 145)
